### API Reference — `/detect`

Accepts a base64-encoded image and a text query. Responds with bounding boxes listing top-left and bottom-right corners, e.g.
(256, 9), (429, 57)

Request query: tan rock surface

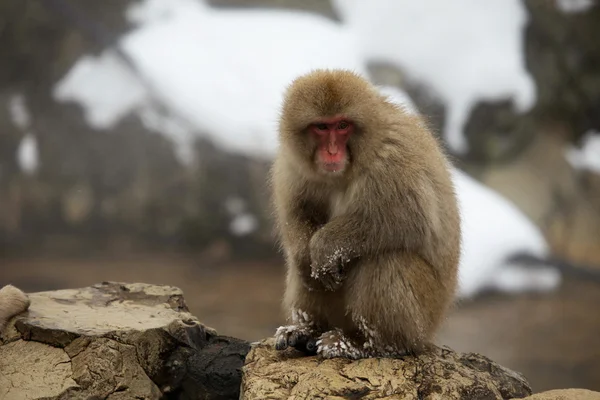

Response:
(241, 338), (533, 400)
(0, 340), (77, 400)
(0, 282), (250, 400)
(520, 389), (600, 400)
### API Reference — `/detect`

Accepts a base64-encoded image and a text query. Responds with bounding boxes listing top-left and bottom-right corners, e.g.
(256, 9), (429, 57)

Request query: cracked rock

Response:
(241, 339), (534, 400)
(0, 282), (250, 400)
(3, 282), (597, 400)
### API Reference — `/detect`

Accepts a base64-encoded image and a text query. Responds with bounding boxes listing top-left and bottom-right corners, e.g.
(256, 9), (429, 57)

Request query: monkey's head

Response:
(278, 69), (389, 179)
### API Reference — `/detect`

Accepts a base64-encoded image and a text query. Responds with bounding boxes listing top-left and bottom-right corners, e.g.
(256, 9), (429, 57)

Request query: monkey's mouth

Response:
(322, 161), (345, 173)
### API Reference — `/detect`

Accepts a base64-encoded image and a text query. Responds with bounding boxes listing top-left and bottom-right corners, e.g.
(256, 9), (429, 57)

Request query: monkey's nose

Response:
(328, 142), (338, 155)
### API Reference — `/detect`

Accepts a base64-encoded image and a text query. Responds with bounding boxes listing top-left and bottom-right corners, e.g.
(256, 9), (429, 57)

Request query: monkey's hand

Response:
(309, 231), (353, 291)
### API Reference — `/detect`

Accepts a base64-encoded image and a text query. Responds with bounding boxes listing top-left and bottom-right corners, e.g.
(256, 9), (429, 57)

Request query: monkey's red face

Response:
(310, 116), (353, 174)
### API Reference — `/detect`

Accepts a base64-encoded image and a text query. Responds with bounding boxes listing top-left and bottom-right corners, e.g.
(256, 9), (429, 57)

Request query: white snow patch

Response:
(54, 0), (366, 159)
(376, 85), (419, 115)
(333, 0), (536, 154)
(17, 134), (39, 175)
(119, 1), (366, 156)
(452, 168), (560, 298)
(565, 130), (600, 173)
(8, 94), (31, 130)
(556, 0), (595, 13)
(224, 196), (259, 236)
(54, 50), (148, 129)
(491, 262), (561, 295)
(230, 214), (259, 236)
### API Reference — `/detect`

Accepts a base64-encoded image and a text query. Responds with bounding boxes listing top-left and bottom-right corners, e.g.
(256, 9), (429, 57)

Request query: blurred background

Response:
(1, 0), (599, 393)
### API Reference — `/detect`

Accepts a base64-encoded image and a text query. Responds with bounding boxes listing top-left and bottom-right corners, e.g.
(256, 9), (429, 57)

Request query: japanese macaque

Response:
(271, 69), (461, 359)
(0, 285), (30, 333)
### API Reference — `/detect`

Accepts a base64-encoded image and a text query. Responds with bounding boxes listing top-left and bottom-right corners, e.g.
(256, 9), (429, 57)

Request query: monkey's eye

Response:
(315, 123), (328, 131)
(337, 121), (349, 130)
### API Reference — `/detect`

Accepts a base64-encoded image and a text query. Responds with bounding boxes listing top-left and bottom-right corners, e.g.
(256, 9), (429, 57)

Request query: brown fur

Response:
(271, 69), (461, 357)
(0, 285), (30, 333)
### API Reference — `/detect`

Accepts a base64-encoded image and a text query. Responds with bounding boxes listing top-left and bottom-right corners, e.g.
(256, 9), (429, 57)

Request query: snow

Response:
(332, 0), (536, 154)
(55, 0), (536, 157)
(54, 50), (148, 130)
(451, 169), (560, 298)
(556, 0), (595, 13)
(55, 0), (366, 160)
(565, 130), (600, 173)
(224, 197), (258, 236)
(51, 0), (560, 297)
(17, 134), (39, 175)
(384, 86), (561, 298)
(7, 94), (39, 174)
(230, 214), (259, 236)
(8, 94), (31, 130)
(376, 85), (419, 115)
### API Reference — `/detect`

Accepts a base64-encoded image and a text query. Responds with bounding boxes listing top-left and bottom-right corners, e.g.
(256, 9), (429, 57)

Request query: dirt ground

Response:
(1, 252), (599, 393)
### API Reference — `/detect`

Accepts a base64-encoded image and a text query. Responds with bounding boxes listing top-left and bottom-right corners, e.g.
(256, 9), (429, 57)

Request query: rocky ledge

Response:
(1, 282), (598, 400)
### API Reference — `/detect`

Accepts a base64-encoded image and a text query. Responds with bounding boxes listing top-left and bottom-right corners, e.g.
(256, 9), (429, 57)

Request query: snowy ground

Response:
(45, 0), (568, 298)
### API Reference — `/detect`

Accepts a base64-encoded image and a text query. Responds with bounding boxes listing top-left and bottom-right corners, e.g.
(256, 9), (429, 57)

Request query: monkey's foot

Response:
(274, 324), (319, 354)
(353, 315), (409, 358)
(316, 329), (367, 360)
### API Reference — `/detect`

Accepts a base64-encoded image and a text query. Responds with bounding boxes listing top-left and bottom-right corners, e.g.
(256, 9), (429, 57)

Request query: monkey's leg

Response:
(344, 253), (450, 358)
(275, 308), (320, 354)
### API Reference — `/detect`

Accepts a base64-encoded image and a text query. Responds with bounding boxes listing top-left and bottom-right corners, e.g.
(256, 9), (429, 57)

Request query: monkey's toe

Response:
(316, 329), (365, 359)
(289, 331), (318, 355)
(275, 335), (288, 351)
(274, 324), (319, 354)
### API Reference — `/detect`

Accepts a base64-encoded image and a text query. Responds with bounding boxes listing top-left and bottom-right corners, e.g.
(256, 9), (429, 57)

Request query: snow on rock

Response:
(54, 0), (367, 160)
(332, 0), (536, 154)
(17, 133), (39, 175)
(53, 50), (148, 130)
(452, 169), (560, 298)
(51, 0), (558, 297)
(384, 88), (560, 297)
(565, 130), (600, 173)
(225, 196), (259, 236)
(121, 0), (366, 156)
(376, 85), (419, 115)
(230, 214), (259, 236)
(8, 94), (31, 130)
(556, 0), (595, 13)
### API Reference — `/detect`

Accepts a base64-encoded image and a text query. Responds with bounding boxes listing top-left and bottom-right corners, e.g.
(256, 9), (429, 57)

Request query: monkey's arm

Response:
(279, 198), (329, 290)
(310, 176), (435, 290)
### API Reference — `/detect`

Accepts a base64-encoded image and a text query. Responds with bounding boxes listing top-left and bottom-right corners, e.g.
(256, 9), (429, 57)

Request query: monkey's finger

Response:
(289, 331), (305, 348)
(305, 338), (318, 354)
(275, 334), (289, 350)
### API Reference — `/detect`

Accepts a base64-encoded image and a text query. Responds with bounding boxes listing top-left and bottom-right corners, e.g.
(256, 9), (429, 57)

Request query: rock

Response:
(4, 282), (596, 400)
(0, 282), (251, 400)
(207, 0), (340, 21)
(458, 1), (600, 267)
(521, 389), (600, 400)
(367, 60), (447, 140)
(241, 338), (533, 400)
